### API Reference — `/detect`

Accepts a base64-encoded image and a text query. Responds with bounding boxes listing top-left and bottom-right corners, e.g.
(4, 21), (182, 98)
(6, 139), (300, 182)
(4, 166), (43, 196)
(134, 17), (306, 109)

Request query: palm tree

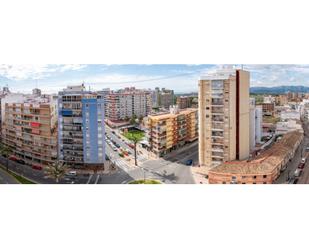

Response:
(125, 131), (144, 166)
(44, 161), (67, 183)
(0, 144), (12, 171)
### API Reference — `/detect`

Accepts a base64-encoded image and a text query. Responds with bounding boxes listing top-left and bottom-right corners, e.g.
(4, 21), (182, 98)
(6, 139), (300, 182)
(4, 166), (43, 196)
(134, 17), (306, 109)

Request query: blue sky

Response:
(1, 64), (309, 93)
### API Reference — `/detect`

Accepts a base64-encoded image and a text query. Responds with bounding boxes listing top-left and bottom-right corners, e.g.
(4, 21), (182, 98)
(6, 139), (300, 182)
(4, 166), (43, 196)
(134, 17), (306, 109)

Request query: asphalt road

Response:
(295, 122), (309, 184)
(0, 166), (19, 184)
(100, 140), (198, 184)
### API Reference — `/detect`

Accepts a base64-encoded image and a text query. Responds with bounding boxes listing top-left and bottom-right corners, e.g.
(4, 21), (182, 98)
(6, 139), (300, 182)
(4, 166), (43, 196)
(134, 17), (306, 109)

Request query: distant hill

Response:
(250, 85), (309, 94)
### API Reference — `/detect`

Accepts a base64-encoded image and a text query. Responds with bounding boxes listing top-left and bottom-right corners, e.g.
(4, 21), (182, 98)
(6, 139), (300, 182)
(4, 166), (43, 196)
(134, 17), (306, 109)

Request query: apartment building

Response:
(176, 96), (190, 109)
(198, 67), (250, 170)
(262, 103), (275, 116)
(58, 85), (105, 167)
(1, 90), (58, 167)
(249, 98), (263, 152)
(146, 106), (198, 157)
(151, 87), (174, 110)
(105, 87), (152, 121)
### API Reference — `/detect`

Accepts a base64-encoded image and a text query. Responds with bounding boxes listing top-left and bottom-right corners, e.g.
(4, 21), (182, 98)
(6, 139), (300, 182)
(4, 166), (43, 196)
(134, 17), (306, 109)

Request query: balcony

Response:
(211, 99), (224, 106)
(212, 138), (224, 144)
(211, 107), (224, 114)
(212, 122), (224, 130)
(212, 131), (224, 138)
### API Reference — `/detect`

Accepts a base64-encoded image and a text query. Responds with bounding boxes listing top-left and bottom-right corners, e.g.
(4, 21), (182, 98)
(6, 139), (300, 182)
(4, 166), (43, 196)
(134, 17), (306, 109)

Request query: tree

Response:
(130, 114), (138, 125)
(125, 131), (144, 166)
(44, 161), (67, 183)
(0, 144), (12, 171)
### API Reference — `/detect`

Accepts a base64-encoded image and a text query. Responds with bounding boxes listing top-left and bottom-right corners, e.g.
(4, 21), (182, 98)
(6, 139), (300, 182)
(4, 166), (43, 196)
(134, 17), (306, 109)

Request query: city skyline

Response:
(2, 64), (309, 93)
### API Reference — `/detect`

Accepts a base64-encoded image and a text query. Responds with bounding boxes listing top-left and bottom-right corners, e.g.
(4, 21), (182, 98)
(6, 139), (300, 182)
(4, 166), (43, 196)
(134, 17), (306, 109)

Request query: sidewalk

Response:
(191, 166), (209, 184)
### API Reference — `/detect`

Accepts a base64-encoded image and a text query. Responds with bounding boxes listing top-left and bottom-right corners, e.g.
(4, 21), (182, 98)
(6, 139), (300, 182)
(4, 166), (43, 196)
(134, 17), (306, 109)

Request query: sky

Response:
(1, 64), (309, 93)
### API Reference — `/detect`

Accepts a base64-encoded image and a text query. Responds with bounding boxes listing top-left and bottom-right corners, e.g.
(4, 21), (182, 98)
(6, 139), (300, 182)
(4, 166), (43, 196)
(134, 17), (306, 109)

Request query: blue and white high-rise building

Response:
(58, 84), (105, 167)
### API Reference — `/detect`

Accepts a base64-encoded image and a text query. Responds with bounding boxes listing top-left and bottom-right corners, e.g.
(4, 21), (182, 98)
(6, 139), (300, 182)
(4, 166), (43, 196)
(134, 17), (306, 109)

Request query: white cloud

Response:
(0, 64), (87, 80)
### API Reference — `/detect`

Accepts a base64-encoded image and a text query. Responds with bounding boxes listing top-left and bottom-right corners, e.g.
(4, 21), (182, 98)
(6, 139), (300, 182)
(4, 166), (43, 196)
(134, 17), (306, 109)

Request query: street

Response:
(0, 166), (19, 184)
(275, 121), (309, 184)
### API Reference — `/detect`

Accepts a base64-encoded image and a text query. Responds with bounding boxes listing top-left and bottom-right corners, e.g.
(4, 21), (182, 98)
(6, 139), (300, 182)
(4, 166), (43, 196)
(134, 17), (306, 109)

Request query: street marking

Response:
(86, 174), (93, 184)
(94, 174), (100, 184)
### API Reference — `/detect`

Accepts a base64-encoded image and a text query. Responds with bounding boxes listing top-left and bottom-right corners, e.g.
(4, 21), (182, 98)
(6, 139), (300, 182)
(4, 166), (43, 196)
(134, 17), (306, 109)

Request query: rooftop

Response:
(209, 131), (303, 175)
(148, 108), (197, 120)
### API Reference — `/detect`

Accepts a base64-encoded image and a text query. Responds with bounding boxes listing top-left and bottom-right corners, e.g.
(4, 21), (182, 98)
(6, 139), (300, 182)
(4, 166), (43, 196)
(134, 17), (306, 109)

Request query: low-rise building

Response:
(145, 107), (198, 157)
(276, 120), (303, 135)
(208, 131), (303, 184)
(280, 110), (300, 121)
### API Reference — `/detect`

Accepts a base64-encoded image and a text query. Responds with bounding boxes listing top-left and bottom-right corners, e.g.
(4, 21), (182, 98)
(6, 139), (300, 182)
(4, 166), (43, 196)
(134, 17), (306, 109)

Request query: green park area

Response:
(123, 130), (145, 141)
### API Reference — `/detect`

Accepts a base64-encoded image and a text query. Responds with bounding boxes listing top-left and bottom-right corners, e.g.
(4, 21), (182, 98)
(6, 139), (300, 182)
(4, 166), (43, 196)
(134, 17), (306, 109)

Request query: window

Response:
(206, 107), (210, 110)
(253, 182), (256, 184)
(263, 182), (267, 184)
(206, 115), (209, 118)
(263, 175), (267, 178)
(253, 176), (257, 179)
(241, 176), (246, 179)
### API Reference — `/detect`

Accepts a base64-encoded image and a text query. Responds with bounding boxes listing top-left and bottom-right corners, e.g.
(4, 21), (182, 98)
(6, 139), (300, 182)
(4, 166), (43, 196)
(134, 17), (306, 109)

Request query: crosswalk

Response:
(105, 145), (133, 173)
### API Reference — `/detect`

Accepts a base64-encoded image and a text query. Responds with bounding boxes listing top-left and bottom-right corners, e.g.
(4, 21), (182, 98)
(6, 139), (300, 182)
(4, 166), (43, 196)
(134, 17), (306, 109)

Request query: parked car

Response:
(115, 144), (120, 148)
(301, 157), (306, 164)
(32, 165), (43, 170)
(66, 171), (77, 176)
(186, 159), (193, 166)
(298, 163), (305, 169)
(8, 155), (18, 161)
(119, 153), (124, 157)
(294, 168), (302, 177)
(17, 159), (25, 165)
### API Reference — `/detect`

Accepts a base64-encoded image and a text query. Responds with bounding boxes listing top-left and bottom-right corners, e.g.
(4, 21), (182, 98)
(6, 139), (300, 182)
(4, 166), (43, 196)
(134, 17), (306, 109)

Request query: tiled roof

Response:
(209, 131), (303, 175)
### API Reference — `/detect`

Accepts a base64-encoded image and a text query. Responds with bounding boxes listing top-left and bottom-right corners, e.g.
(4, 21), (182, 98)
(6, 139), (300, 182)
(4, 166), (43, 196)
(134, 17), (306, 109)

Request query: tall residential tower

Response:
(198, 67), (250, 170)
(58, 85), (105, 167)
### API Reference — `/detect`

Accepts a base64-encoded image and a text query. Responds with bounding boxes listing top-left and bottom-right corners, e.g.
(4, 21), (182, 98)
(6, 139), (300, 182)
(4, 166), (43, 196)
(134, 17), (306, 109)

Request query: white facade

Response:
(276, 120), (303, 135)
(255, 106), (262, 144)
(249, 98), (256, 151)
(263, 95), (275, 104)
(280, 110), (300, 121)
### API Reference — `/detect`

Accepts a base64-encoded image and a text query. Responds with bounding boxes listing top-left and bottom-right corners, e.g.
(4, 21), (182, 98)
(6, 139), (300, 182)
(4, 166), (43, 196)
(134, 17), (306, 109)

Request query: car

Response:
(66, 171), (77, 176)
(8, 155), (18, 161)
(115, 144), (120, 148)
(112, 131), (115, 134)
(294, 168), (302, 177)
(105, 155), (110, 160)
(186, 159), (193, 166)
(32, 165), (43, 170)
(298, 163), (305, 169)
(301, 157), (306, 164)
(119, 153), (124, 157)
(17, 159), (25, 165)
(306, 147), (309, 152)
(112, 146), (117, 151)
